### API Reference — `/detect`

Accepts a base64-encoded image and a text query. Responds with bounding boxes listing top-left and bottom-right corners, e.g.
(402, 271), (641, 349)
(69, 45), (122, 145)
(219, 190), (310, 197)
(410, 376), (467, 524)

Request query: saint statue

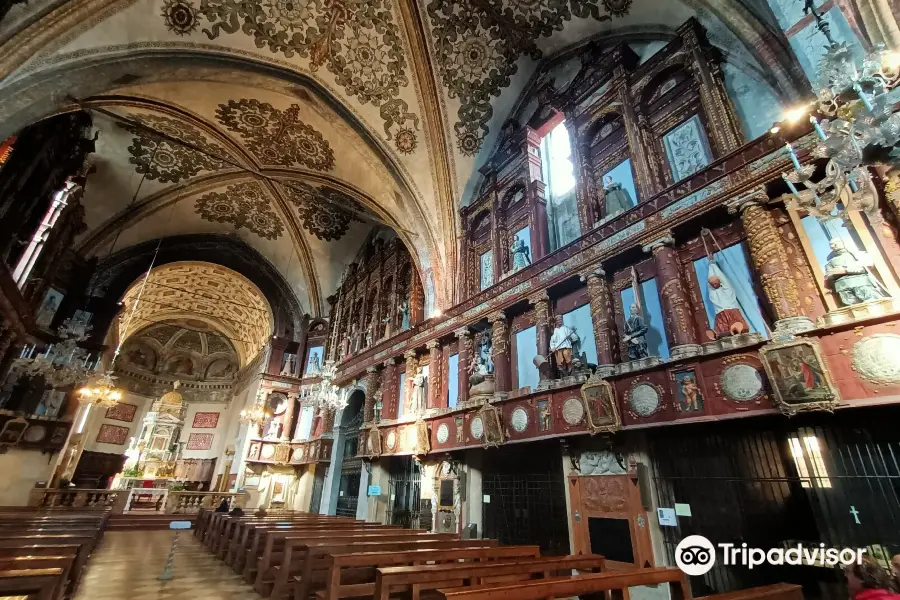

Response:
(280, 353), (296, 377)
(364, 322), (374, 347)
(307, 353), (321, 376)
(350, 323), (360, 354)
(549, 316), (578, 376)
(411, 367), (427, 414)
(510, 235), (531, 270)
(602, 175), (634, 218)
(622, 303), (649, 360)
(824, 239), (886, 306)
(707, 262), (750, 337)
(398, 299), (411, 331)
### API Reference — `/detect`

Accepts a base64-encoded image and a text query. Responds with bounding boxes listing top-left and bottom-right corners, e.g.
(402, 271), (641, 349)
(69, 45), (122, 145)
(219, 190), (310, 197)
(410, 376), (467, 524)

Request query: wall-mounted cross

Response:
(850, 505), (861, 524)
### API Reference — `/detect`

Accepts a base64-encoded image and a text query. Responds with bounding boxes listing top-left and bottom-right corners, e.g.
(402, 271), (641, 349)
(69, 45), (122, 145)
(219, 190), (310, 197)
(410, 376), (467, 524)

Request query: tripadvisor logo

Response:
(675, 535), (866, 576)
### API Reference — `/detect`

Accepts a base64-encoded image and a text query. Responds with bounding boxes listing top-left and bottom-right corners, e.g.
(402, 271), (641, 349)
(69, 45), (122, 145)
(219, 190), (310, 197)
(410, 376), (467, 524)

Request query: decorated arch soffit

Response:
(117, 261), (274, 366)
(70, 81), (419, 315)
(0, 0), (454, 311)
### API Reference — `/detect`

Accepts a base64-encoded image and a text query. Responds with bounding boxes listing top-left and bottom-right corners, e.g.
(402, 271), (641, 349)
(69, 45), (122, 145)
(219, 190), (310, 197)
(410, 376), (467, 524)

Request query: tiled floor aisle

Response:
(74, 530), (261, 599)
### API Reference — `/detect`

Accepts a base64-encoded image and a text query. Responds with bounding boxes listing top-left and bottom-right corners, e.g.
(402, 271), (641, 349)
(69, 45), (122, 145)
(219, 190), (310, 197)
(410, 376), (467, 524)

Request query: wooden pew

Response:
(0, 557), (74, 600)
(256, 529), (444, 592)
(0, 568), (64, 600)
(701, 583), (804, 600)
(320, 545), (547, 600)
(370, 553), (603, 600)
(213, 514), (344, 554)
(289, 539), (494, 600)
(0, 536), (94, 591)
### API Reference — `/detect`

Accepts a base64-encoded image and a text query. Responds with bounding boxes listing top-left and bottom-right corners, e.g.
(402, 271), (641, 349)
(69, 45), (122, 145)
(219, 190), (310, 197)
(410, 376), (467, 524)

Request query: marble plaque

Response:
(852, 334), (900, 385)
(436, 423), (450, 444)
(562, 397), (585, 425)
(510, 407), (529, 432)
(630, 384), (661, 417)
(470, 416), (484, 440)
(720, 364), (764, 402)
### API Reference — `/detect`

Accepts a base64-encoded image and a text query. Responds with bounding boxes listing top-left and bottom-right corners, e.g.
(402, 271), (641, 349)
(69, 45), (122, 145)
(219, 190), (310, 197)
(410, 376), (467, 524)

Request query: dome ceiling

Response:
(116, 260), (273, 365)
(0, 0), (804, 311)
(118, 320), (239, 380)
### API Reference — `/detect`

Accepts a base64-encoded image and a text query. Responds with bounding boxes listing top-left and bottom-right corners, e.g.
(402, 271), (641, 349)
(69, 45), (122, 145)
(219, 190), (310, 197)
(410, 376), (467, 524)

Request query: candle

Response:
(849, 176), (859, 193)
(810, 116), (828, 141)
(853, 83), (874, 112)
(785, 143), (802, 172)
(782, 174), (801, 196)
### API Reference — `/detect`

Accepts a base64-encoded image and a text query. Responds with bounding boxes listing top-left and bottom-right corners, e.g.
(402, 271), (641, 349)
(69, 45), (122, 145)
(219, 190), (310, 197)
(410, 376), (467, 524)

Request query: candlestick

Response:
(853, 83), (875, 112)
(809, 116), (827, 141)
(782, 174), (801, 196)
(785, 143), (802, 172)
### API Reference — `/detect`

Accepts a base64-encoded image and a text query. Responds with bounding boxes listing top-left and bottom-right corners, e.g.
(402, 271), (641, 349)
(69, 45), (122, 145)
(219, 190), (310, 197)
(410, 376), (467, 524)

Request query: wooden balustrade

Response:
(26, 489), (245, 515)
(27, 490), (126, 513)
(166, 492), (246, 514)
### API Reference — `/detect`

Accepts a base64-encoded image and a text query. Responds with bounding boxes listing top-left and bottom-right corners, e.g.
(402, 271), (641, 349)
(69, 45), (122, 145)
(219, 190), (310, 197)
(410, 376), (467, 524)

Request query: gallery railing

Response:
(28, 488), (127, 512)
(27, 488), (246, 514)
(166, 491), (246, 514)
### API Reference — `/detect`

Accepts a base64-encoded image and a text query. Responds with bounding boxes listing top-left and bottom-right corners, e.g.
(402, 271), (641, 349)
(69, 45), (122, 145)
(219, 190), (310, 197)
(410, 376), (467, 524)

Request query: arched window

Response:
(540, 121), (579, 250)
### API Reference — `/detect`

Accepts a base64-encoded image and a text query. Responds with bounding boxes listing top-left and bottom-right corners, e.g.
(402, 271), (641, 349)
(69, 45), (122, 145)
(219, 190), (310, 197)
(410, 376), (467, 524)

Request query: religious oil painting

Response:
(672, 369), (704, 412)
(105, 401), (137, 423)
(537, 399), (551, 432)
(581, 378), (621, 433)
(600, 159), (638, 220)
(759, 339), (839, 413)
(305, 345), (324, 376)
(35, 287), (64, 329)
(96, 423), (130, 445)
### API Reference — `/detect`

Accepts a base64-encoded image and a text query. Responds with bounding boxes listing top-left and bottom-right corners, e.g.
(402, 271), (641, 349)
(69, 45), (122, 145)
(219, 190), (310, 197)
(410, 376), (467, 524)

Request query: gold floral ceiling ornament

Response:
(283, 181), (363, 241)
(425, 0), (633, 155)
(119, 113), (231, 183)
(168, 0), (420, 153)
(216, 99), (334, 170)
(195, 181), (284, 240)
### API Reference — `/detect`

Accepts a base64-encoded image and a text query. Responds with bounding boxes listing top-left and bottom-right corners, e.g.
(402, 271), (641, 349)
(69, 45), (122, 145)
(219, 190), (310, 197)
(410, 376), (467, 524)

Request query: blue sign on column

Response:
(367, 485), (382, 497)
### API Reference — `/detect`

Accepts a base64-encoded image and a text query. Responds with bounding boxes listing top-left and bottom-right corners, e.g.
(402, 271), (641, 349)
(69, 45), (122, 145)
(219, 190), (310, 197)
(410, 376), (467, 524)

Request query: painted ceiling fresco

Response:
(0, 0), (799, 314)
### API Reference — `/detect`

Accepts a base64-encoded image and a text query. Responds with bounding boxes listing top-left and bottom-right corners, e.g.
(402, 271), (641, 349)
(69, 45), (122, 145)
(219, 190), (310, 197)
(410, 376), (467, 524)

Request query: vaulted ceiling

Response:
(0, 0), (805, 316)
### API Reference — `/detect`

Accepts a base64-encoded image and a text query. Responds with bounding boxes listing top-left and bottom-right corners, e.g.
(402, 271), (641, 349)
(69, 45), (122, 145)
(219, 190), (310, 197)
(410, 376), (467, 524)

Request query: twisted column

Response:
(727, 192), (813, 335)
(488, 311), (510, 392)
(363, 366), (381, 425)
(580, 266), (618, 376)
(427, 339), (442, 410)
(455, 328), (471, 405)
(528, 292), (551, 381)
(642, 233), (702, 359)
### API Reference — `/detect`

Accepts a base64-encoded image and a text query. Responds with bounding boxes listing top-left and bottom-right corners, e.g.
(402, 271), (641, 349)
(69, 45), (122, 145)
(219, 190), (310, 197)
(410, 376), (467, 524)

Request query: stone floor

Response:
(74, 530), (261, 600)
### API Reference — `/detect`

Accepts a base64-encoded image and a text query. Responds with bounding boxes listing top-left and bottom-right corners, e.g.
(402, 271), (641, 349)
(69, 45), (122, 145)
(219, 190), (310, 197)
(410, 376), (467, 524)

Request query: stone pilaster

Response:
(380, 357), (397, 421)
(727, 190), (814, 336)
(363, 365), (381, 425)
(642, 233), (702, 359)
(403, 349), (417, 416)
(580, 265), (618, 376)
(488, 311), (510, 392)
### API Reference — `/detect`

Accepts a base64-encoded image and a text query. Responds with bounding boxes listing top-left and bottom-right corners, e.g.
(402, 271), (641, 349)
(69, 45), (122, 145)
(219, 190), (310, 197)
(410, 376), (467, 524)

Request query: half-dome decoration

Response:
(118, 320), (239, 381)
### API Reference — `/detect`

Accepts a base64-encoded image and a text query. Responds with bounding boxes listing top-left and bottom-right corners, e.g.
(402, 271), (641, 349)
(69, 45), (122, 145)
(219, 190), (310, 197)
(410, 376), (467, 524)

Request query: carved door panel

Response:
(568, 473), (654, 568)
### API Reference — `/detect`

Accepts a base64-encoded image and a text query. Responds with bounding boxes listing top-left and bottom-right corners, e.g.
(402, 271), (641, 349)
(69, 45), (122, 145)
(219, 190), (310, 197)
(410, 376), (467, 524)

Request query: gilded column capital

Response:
(725, 187), (769, 214)
(366, 365), (378, 374)
(641, 233), (675, 255)
(383, 356), (398, 367)
(426, 339), (441, 350)
(403, 349), (417, 361)
(454, 327), (470, 339)
(487, 310), (506, 324)
(579, 265), (606, 282)
(527, 291), (549, 306)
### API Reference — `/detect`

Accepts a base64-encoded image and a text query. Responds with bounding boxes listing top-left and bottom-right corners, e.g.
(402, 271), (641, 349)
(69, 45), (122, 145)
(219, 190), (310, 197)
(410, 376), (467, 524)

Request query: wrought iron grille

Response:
(649, 408), (900, 600)
(308, 467), (325, 513)
(481, 441), (570, 555)
(335, 456), (362, 517)
(385, 456), (422, 528)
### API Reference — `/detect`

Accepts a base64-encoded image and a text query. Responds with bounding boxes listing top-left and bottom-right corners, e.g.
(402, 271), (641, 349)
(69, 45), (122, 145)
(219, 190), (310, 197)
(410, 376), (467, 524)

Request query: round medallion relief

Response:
(852, 334), (900, 385)
(470, 416), (485, 440)
(510, 407), (529, 432)
(720, 364), (764, 402)
(23, 425), (46, 443)
(261, 444), (275, 460)
(291, 446), (305, 462)
(366, 434), (374, 454)
(436, 423), (450, 444)
(385, 431), (397, 450)
(562, 397), (585, 425)
(630, 384), (661, 417)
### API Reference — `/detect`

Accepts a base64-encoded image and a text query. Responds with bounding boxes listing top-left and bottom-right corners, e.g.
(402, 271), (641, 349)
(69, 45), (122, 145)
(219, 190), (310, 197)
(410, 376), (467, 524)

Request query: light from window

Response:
(789, 435), (831, 488)
(12, 181), (75, 288)
(541, 121), (576, 198)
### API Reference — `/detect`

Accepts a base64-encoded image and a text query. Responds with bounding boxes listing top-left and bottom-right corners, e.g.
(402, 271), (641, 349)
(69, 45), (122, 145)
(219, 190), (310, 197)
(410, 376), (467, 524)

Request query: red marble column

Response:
(642, 234), (702, 359)
(455, 328), (470, 405)
(580, 265), (619, 376)
(528, 291), (551, 380)
(488, 311), (511, 393)
(427, 339), (442, 410)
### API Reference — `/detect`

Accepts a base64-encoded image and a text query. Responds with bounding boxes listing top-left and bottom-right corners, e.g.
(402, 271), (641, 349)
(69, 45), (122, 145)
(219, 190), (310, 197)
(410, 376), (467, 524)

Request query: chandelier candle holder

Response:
(77, 371), (123, 407)
(776, 4), (900, 223)
(313, 360), (345, 411)
(239, 390), (271, 428)
(11, 320), (98, 388)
